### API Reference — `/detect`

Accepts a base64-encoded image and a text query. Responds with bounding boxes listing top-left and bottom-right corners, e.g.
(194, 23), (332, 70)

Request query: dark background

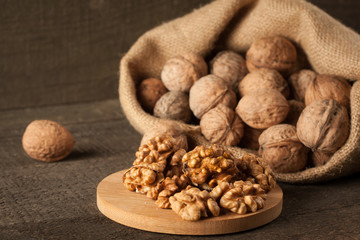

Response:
(1, 1), (359, 239)
(1, 0), (359, 110)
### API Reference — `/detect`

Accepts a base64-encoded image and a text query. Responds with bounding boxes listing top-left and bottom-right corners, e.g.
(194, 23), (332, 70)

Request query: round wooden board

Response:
(97, 170), (283, 235)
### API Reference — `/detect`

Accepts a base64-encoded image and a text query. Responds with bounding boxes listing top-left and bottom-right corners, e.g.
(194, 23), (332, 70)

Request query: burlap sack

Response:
(119, 0), (360, 183)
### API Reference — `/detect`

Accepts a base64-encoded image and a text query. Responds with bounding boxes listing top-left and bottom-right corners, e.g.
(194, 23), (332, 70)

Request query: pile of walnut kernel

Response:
(136, 35), (351, 174)
(123, 135), (275, 221)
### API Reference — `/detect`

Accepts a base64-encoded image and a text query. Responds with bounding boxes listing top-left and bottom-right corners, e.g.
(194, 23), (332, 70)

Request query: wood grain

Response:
(97, 170), (283, 235)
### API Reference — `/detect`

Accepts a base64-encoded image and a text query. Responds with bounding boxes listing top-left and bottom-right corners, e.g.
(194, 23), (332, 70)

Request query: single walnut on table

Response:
(200, 105), (244, 146)
(161, 52), (208, 92)
(189, 74), (237, 119)
(210, 50), (248, 91)
(169, 186), (220, 221)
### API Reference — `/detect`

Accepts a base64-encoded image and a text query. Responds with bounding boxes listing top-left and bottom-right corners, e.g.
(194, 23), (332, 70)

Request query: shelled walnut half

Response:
(122, 166), (164, 194)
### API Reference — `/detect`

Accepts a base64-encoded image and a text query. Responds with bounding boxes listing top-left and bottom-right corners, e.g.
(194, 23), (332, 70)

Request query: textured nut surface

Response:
(284, 100), (305, 126)
(137, 78), (168, 113)
(182, 145), (238, 188)
(297, 99), (350, 153)
(288, 69), (316, 102)
(22, 120), (74, 162)
(141, 122), (188, 151)
(166, 149), (187, 177)
(305, 74), (351, 109)
(122, 166), (164, 194)
(238, 68), (289, 98)
(210, 50), (248, 90)
(246, 36), (297, 75)
(200, 105), (244, 146)
(189, 74), (237, 119)
(311, 151), (332, 167)
(259, 124), (309, 173)
(236, 89), (289, 129)
(154, 91), (192, 123)
(161, 53), (207, 92)
(169, 186), (220, 221)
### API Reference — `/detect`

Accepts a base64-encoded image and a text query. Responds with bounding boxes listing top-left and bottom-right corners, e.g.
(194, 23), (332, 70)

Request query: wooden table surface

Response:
(1, 1), (359, 239)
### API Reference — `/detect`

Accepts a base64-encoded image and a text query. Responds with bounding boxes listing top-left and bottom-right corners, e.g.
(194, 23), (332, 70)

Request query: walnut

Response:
(305, 74), (352, 109)
(147, 175), (189, 209)
(238, 68), (289, 98)
(235, 89), (290, 129)
(288, 69), (316, 102)
(22, 120), (74, 162)
(235, 153), (276, 192)
(297, 99), (350, 153)
(161, 52), (207, 92)
(258, 124), (309, 173)
(137, 78), (168, 113)
(284, 100), (305, 126)
(134, 135), (178, 172)
(219, 185), (265, 214)
(141, 122), (188, 151)
(169, 186), (220, 221)
(122, 166), (164, 194)
(200, 105), (244, 146)
(246, 36), (297, 76)
(189, 74), (237, 119)
(239, 125), (263, 150)
(311, 151), (332, 167)
(182, 145), (238, 188)
(153, 91), (192, 123)
(166, 148), (187, 177)
(210, 50), (248, 91)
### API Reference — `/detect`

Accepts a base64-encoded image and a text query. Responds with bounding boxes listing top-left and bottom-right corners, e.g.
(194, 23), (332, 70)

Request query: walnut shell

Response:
(296, 99), (349, 153)
(161, 52), (207, 92)
(304, 74), (351, 109)
(189, 74), (237, 119)
(284, 100), (305, 126)
(246, 36), (297, 75)
(154, 91), (192, 123)
(288, 69), (316, 102)
(311, 151), (332, 167)
(141, 122), (188, 151)
(137, 78), (168, 113)
(200, 105), (244, 146)
(259, 124), (309, 173)
(238, 68), (289, 98)
(22, 120), (74, 162)
(210, 50), (248, 90)
(239, 125), (264, 150)
(235, 89), (289, 129)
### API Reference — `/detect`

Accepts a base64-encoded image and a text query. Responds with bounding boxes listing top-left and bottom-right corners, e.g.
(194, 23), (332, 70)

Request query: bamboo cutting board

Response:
(97, 170), (283, 235)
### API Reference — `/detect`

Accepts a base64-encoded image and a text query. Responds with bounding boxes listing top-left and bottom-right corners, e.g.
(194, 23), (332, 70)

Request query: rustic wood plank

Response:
(0, 99), (359, 239)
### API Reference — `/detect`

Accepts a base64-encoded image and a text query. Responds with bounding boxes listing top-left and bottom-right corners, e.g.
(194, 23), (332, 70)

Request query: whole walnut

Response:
(161, 52), (208, 92)
(189, 74), (237, 119)
(238, 68), (289, 98)
(239, 125), (264, 150)
(22, 120), (74, 162)
(235, 89), (289, 129)
(141, 122), (188, 151)
(305, 74), (351, 109)
(311, 151), (332, 167)
(200, 105), (244, 146)
(210, 50), (248, 91)
(246, 36), (297, 75)
(258, 124), (309, 173)
(137, 78), (168, 113)
(288, 69), (316, 102)
(297, 99), (349, 153)
(284, 100), (305, 126)
(154, 91), (192, 123)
